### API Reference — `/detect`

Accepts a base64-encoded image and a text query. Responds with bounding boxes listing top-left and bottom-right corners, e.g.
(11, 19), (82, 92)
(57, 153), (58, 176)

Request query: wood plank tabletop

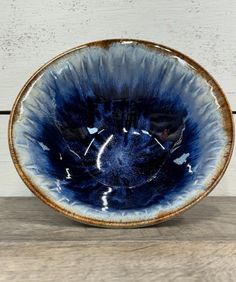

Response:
(0, 197), (235, 281)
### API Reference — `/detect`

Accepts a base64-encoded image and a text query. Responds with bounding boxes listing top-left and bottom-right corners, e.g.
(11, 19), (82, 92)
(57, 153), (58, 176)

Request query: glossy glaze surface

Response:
(9, 40), (233, 226)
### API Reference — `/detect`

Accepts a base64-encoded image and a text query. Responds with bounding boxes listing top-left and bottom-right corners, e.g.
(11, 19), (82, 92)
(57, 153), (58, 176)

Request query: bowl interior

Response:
(10, 40), (233, 225)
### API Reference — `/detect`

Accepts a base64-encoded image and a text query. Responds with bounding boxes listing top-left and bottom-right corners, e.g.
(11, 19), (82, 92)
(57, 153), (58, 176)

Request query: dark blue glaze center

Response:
(16, 42), (219, 213)
(80, 107), (185, 189)
(39, 92), (193, 210)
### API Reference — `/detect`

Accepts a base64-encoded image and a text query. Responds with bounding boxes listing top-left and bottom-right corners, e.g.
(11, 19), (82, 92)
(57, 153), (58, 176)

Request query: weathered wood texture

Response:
(0, 0), (236, 110)
(1, 197), (236, 242)
(0, 242), (236, 282)
(1, 114), (235, 196)
(0, 197), (235, 281)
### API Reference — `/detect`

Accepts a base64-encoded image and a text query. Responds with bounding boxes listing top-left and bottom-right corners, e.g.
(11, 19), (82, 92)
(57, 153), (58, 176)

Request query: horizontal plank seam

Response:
(0, 111), (11, 115)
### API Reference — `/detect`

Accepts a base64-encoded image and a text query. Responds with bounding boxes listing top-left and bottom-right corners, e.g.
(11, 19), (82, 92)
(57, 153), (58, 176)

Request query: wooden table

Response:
(0, 197), (235, 281)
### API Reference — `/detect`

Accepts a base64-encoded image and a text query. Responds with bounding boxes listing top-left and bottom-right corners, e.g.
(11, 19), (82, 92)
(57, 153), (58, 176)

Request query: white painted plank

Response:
(0, 116), (32, 196)
(0, 0), (236, 110)
(0, 115), (235, 196)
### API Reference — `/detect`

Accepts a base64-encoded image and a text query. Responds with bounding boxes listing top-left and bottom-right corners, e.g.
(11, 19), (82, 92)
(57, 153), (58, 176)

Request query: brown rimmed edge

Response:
(8, 39), (234, 228)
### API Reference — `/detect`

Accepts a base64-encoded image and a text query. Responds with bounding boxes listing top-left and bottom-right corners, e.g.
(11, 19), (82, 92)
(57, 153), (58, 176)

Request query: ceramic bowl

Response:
(9, 39), (234, 228)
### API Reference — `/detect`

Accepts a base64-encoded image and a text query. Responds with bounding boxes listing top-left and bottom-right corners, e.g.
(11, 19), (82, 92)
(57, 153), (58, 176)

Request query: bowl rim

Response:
(8, 38), (235, 228)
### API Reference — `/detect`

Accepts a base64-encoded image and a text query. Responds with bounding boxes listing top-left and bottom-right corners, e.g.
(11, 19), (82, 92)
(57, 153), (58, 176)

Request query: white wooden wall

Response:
(0, 0), (235, 196)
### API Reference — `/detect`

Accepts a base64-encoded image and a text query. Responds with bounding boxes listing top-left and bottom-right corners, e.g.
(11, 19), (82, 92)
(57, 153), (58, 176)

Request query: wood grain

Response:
(1, 197), (236, 242)
(0, 197), (235, 281)
(0, 242), (235, 282)
(1, 115), (235, 196)
(0, 0), (236, 110)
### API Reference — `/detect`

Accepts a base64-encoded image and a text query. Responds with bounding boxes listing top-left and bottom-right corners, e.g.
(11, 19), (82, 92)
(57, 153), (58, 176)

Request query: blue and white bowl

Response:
(9, 39), (234, 227)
